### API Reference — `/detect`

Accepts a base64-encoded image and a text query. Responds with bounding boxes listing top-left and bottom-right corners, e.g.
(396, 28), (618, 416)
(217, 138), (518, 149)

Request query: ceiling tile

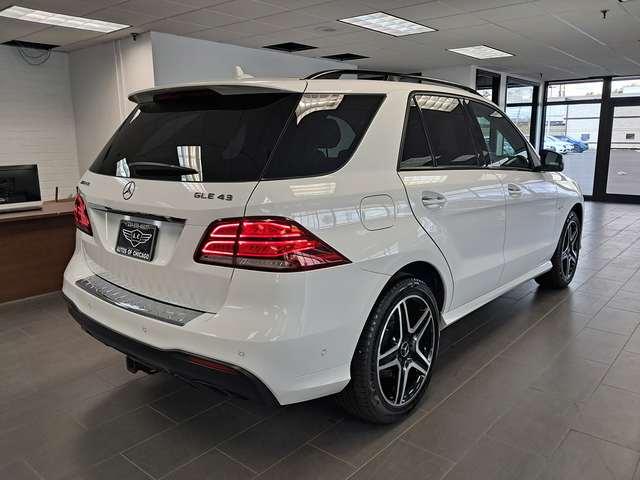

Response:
(0, 17), (50, 43)
(426, 13), (488, 30)
(115, 0), (197, 17)
(439, 0), (529, 14)
(570, 17), (640, 45)
(262, 28), (321, 42)
(86, 7), (160, 26)
(18, 25), (103, 45)
(260, 0), (332, 8)
(208, 0), (286, 19)
(170, 0), (230, 6)
(386, 2), (463, 21)
(473, 3), (547, 22)
(331, 30), (389, 44)
(555, 6), (628, 24)
(259, 10), (326, 28)
(14, 0), (104, 16)
(407, 30), (473, 49)
(171, 9), (245, 27)
(298, 1), (376, 20)
(183, 27), (251, 42)
(532, 0), (618, 14)
(357, 0), (433, 9)
(138, 18), (208, 35)
(221, 19), (286, 35)
(296, 20), (362, 36)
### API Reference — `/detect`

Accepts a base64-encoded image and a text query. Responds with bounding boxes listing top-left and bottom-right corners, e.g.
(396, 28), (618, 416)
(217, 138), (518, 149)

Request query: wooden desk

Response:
(0, 201), (76, 303)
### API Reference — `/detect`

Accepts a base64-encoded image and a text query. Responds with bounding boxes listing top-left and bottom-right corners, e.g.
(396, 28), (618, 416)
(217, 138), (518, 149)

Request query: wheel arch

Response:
(393, 261), (446, 314)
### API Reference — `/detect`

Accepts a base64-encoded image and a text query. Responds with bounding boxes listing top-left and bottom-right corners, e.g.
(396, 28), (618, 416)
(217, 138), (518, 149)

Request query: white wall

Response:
(0, 45), (80, 201)
(150, 32), (352, 86)
(69, 33), (154, 174)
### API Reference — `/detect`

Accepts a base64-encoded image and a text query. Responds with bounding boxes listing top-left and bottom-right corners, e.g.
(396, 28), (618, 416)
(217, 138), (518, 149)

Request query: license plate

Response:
(115, 220), (158, 262)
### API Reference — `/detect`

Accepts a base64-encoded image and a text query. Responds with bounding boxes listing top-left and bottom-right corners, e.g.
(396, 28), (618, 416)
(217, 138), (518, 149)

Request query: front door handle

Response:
(507, 184), (522, 198)
(421, 192), (447, 208)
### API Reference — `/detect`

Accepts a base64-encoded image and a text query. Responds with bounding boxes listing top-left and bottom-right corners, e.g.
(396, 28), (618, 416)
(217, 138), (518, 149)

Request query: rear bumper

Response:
(65, 296), (279, 405)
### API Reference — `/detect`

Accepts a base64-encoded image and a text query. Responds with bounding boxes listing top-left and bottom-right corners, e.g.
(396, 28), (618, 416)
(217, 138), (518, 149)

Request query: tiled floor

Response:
(1, 201), (640, 480)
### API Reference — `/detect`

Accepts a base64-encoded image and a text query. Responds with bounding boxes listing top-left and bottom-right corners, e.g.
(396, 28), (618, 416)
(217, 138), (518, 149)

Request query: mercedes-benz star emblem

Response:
(123, 181), (135, 200)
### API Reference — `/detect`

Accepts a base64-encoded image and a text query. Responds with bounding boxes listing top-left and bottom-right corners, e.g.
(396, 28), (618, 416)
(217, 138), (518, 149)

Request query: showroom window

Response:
(476, 70), (500, 105)
(505, 77), (540, 146)
(544, 76), (640, 202)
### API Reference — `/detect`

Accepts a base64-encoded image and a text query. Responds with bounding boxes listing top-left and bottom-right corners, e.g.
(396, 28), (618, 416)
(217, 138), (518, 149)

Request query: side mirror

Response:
(539, 149), (564, 172)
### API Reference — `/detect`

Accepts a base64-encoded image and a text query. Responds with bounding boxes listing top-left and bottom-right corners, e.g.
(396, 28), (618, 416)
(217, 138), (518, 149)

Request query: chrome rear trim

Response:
(76, 275), (204, 326)
(87, 203), (186, 224)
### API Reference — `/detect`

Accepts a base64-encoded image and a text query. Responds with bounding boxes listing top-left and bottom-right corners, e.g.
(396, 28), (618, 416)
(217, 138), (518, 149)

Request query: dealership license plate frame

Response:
(115, 219), (158, 262)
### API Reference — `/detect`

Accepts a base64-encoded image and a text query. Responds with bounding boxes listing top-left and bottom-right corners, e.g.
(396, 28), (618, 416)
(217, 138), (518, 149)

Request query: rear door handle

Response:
(507, 184), (522, 198)
(421, 192), (447, 208)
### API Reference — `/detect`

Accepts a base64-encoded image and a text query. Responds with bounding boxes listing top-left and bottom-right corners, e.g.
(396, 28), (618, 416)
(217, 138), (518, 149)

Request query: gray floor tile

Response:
(560, 291), (611, 315)
(626, 325), (640, 354)
(0, 292), (66, 319)
(622, 276), (640, 293)
(0, 410), (86, 469)
(0, 373), (114, 432)
(0, 459), (42, 480)
(349, 440), (453, 480)
(94, 362), (147, 387)
(123, 402), (260, 479)
(256, 445), (355, 480)
(573, 385), (640, 452)
(577, 256), (612, 270)
(537, 430), (640, 480)
(595, 265), (638, 283)
(148, 385), (227, 423)
(311, 407), (426, 468)
(417, 350), (477, 412)
(457, 356), (544, 409)
(218, 399), (344, 474)
(66, 455), (152, 480)
(487, 388), (582, 457)
(563, 327), (628, 365)
(608, 290), (640, 314)
(441, 435), (545, 480)
(63, 374), (185, 429)
(588, 307), (640, 336)
(602, 351), (640, 395)
(578, 277), (626, 297)
(402, 391), (504, 462)
(163, 449), (255, 480)
(635, 459), (640, 480)
(24, 406), (175, 480)
(531, 354), (609, 403)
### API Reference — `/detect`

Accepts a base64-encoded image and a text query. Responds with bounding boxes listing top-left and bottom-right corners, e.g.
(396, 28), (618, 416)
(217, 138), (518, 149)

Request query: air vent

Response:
(3, 40), (59, 49)
(322, 53), (369, 61)
(264, 42), (317, 52)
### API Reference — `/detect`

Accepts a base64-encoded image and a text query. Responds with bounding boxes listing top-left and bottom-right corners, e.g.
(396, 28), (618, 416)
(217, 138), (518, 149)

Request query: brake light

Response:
(74, 194), (92, 236)
(195, 217), (350, 272)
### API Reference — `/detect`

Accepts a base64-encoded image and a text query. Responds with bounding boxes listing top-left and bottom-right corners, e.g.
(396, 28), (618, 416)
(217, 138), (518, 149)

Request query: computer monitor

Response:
(0, 164), (43, 213)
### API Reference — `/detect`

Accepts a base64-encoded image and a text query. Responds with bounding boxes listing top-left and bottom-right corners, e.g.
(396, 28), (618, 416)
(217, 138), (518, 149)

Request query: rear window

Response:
(90, 92), (301, 182)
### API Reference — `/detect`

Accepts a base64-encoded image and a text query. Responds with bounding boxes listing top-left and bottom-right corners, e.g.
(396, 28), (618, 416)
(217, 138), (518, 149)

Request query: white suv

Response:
(64, 70), (583, 423)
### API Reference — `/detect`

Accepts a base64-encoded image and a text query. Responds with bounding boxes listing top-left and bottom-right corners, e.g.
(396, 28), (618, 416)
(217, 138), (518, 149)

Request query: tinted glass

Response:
(469, 101), (532, 169)
(90, 92), (300, 182)
(416, 95), (479, 167)
(263, 94), (384, 179)
(547, 81), (603, 102)
(399, 102), (434, 169)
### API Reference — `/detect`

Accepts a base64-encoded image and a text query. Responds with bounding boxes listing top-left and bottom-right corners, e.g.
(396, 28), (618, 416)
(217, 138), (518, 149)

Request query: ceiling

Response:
(1, 0), (639, 81)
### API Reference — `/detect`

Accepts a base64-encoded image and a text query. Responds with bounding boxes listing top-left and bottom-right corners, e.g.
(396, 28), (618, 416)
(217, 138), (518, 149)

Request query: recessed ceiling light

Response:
(0, 6), (129, 33)
(447, 45), (513, 59)
(339, 12), (435, 37)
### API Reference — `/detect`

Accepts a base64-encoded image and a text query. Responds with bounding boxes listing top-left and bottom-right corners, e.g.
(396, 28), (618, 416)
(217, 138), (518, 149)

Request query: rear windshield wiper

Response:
(127, 162), (199, 177)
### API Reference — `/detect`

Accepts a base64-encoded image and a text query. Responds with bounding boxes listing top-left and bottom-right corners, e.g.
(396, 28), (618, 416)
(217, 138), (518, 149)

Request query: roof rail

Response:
(305, 69), (479, 95)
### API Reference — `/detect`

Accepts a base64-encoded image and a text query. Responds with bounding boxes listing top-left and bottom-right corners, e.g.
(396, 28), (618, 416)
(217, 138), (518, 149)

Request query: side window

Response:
(416, 95), (479, 167)
(263, 94), (384, 179)
(468, 101), (532, 169)
(399, 100), (434, 169)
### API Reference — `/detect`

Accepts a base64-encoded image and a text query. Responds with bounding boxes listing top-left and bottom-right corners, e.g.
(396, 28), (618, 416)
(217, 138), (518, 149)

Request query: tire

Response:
(573, 145), (581, 153)
(336, 276), (440, 424)
(535, 211), (581, 288)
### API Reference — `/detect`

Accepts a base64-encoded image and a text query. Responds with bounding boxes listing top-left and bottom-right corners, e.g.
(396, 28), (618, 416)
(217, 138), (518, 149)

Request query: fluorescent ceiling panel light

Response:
(0, 6), (129, 33)
(447, 45), (513, 59)
(340, 12), (435, 36)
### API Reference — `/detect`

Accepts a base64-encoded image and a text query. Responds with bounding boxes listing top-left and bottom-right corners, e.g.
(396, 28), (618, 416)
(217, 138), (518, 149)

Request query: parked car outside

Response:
(544, 135), (572, 154)
(64, 70), (583, 424)
(553, 135), (589, 153)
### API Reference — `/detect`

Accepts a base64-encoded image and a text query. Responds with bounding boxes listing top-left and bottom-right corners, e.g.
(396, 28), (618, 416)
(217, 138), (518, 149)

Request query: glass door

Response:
(606, 104), (640, 196)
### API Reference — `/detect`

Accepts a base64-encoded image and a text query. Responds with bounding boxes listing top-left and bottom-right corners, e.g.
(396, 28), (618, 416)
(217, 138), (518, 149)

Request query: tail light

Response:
(195, 217), (350, 272)
(74, 194), (92, 236)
